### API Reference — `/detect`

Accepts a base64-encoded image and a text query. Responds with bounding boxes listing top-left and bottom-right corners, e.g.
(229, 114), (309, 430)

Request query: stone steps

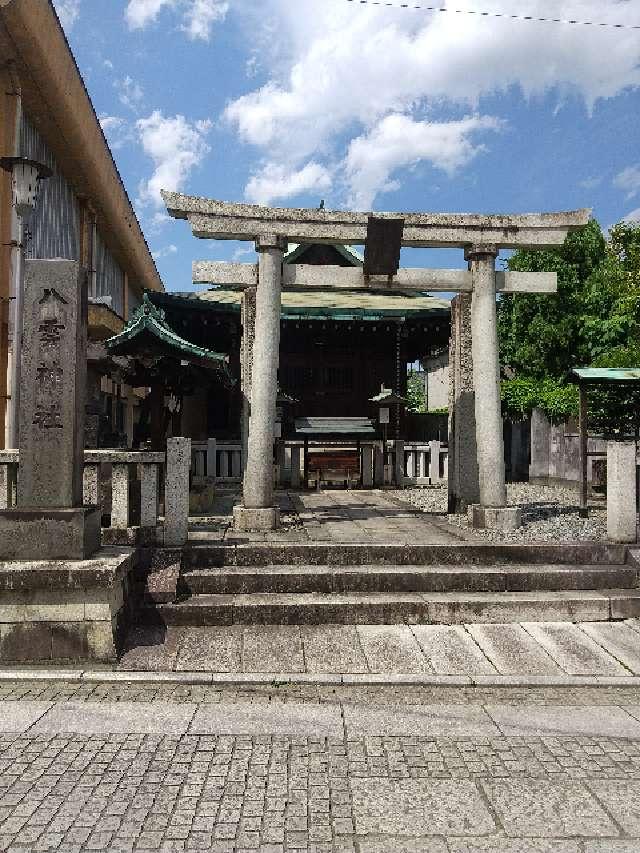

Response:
(182, 542), (629, 568)
(157, 588), (640, 625)
(179, 564), (638, 596)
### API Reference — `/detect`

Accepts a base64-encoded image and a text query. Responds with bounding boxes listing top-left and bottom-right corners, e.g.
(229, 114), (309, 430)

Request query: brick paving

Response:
(3, 684), (640, 850)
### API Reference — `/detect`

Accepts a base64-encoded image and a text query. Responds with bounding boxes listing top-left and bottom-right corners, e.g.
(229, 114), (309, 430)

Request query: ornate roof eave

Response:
(106, 294), (233, 384)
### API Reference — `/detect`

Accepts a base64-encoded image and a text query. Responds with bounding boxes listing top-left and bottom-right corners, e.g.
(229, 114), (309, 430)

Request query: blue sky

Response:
(54, 0), (640, 290)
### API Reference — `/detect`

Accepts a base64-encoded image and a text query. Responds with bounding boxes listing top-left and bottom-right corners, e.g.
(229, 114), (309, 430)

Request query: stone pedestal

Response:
(0, 548), (135, 664)
(233, 505), (280, 532)
(468, 504), (522, 532)
(0, 507), (100, 560)
(607, 441), (637, 544)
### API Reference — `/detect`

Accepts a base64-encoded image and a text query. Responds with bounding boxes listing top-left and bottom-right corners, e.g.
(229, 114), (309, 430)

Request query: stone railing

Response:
(0, 437), (191, 546)
(402, 441), (448, 487)
(191, 440), (243, 484)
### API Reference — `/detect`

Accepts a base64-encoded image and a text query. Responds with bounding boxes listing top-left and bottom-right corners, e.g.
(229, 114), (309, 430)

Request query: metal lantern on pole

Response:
(0, 156), (52, 449)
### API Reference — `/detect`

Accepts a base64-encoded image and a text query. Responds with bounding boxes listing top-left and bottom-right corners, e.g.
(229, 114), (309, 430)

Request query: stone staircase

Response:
(142, 543), (640, 625)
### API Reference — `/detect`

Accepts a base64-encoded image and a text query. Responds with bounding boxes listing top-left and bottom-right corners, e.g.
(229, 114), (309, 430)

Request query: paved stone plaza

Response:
(189, 491), (469, 545)
(3, 680), (640, 851)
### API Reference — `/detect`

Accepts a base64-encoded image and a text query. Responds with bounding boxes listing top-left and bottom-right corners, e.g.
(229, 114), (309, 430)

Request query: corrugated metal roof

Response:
(159, 288), (449, 320)
(572, 368), (640, 383)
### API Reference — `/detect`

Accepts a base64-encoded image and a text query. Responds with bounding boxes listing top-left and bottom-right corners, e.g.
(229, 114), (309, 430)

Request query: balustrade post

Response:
(374, 444), (385, 487)
(362, 445), (373, 488)
(83, 463), (100, 506)
(206, 438), (217, 483)
(394, 440), (405, 489)
(165, 437), (191, 547)
(0, 463), (16, 510)
(111, 463), (130, 529)
(140, 463), (159, 529)
(429, 440), (442, 483)
(290, 445), (301, 489)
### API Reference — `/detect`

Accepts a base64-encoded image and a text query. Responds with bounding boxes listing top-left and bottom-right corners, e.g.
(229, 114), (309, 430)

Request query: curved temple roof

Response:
(106, 294), (230, 376)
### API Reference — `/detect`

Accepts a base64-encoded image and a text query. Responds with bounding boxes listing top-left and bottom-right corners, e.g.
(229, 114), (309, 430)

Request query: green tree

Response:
(406, 370), (426, 413)
(498, 218), (640, 428)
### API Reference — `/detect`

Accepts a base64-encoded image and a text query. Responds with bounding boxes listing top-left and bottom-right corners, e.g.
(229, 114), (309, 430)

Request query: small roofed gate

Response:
(162, 191), (589, 532)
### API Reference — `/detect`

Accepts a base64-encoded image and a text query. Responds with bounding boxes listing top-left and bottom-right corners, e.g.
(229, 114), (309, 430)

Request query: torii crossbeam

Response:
(163, 191), (590, 532)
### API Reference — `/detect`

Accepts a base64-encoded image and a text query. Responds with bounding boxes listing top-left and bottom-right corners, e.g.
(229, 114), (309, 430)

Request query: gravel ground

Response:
(401, 483), (608, 543)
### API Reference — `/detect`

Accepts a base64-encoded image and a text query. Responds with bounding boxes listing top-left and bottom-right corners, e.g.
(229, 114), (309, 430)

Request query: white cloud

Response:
(125, 0), (173, 29)
(116, 76), (144, 111)
(53, 0), (80, 30)
(614, 165), (640, 200)
(99, 114), (131, 150)
(152, 244), (178, 260)
(344, 114), (503, 210)
(624, 208), (640, 223)
(136, 110), (212, 212)
(225, 0), (640, 207)
(245, 162), (332, 206)
(125, 0), (227, 40)
(182, 0), (228, 41)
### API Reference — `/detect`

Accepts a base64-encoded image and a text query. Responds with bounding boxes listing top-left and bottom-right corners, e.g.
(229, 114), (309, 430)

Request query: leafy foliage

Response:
(498, 219), (640, 433)
(501, 378), (579, 422)
(406, 370), (426, 413)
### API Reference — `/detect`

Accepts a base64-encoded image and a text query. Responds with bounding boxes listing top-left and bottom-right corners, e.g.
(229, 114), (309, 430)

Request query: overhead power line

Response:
(343, 0), (640, 30)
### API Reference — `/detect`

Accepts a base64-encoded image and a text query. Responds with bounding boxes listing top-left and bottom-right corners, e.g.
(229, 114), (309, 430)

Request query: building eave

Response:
(0, 0), (163, 296)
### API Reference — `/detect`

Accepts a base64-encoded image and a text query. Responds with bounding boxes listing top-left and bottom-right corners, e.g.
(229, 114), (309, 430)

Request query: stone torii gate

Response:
(162, 191), (589, 531)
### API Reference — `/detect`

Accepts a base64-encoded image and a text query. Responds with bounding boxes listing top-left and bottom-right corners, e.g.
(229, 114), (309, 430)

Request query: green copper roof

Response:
(572, 368), (640, 383)
(284, 243), (364, 266)
(155, 288), (449, 321)
(106, 293), (229, 368)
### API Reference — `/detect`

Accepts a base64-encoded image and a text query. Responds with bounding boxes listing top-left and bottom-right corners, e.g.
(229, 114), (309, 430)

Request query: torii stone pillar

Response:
(234, 235), (287, 531)
(466, 245), (507, 509)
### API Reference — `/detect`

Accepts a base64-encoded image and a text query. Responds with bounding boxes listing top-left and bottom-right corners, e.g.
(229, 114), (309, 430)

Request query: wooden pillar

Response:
(150, 383), (165, 451)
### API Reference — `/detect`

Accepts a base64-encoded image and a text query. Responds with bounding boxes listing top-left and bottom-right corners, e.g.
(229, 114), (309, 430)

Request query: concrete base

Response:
(233, 505), (281, 532)
(0, 506), (101, 560)
(0, 547), (135, 663)
(468, 504), (522, 532)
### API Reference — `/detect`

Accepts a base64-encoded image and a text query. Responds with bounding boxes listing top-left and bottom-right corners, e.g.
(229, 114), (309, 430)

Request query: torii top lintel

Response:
(161, 191), (591, 250)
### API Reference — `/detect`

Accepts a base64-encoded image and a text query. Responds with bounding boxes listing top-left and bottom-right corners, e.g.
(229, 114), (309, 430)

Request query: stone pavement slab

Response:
(301, 625), (369, 672)
(357, 625), (433, 674)
(484, 704), (640, 738)
(466, 624), (562, 675)
(343, 703), (499, 737)
(587, 780), (640, 835)
(241, 624), (305, 672)
(351, 778), (496, 836)
(30, 701), (196, 734)
(584, 843), (640, 852)
(358, 840), (448, 852)
(580, 622), (640, 675)
(117, 625), (182, 671)
(175, 625), (242, 672)
(522, 623), (628, 676)
(0, 700), (51, 732)
(412, 625), (497, 675)
(482, 779), (619, 838)
(189, 700), (344, 736)
(447, 841), (581, 853)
